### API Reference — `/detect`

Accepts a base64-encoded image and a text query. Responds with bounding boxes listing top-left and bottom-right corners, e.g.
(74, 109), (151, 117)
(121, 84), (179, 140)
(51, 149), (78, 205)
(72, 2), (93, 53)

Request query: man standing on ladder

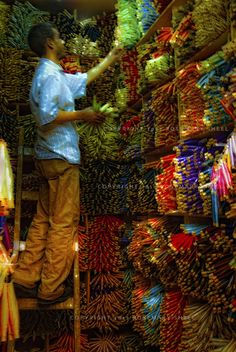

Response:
(12, 22), (122, 304)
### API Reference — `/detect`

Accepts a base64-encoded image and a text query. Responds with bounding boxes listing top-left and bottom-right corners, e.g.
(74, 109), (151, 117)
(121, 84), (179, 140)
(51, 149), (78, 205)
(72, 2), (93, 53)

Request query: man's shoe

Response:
(13, 282), (38, 298)
(37, 286), (73, 305)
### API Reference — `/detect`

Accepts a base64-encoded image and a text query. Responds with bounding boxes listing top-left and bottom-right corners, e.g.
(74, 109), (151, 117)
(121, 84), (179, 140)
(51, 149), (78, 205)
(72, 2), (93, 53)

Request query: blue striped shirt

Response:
(30, 58), (87, 164)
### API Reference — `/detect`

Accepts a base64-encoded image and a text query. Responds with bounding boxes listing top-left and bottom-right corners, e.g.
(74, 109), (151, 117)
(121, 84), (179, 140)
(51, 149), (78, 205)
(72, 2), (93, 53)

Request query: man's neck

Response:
(42, 52), (60, 65)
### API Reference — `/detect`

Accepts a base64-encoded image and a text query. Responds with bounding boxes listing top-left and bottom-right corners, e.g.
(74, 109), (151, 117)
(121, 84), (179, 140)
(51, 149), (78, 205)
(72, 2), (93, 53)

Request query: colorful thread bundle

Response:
(173, 140), (206, 214)
(193, 0), (228, 49)
(211, 132), (236, 225)
(151, 81), (178, 147)
(76, 103), (120, 162)
(136, 0), (159, 35)
(171, 1), (196, 65)
(145, 53), (174, 83)
(175, 63), (205, 137)
(155, 154), (177, 213)
(0, 1), (11, 46)
(49, 333), (89, 352)
(140, 101), (155, 152)
(160, 291), (186, 352)
(51, 10), (80, 42)
(197, 60), (235, 129)
(85, 290), (127, 331)
(115, 0), (141, 49)
(126, 164), (157, 214)
(80, 161), (129, 215)
(0, 49), (37, 115)
(120, 50), (141, 105)
(7, 1), (49, 49)
(88, 216), (123, 273)
(97, 12), (117, 56)
(89, 334), (119, 352)
(119, 113), (142, 160)
(66, 35), (101, 57)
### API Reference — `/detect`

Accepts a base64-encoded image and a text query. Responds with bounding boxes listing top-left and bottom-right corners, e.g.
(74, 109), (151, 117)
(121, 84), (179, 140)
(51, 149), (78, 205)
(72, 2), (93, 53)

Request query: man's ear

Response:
(46, 38), (54, 50)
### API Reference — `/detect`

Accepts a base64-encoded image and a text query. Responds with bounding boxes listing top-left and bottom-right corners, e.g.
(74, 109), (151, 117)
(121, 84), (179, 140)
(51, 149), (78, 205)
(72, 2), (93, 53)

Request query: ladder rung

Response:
(23, 147), (34, 157)
(22, 191), (38, 201)
(17, 297), (74, 310)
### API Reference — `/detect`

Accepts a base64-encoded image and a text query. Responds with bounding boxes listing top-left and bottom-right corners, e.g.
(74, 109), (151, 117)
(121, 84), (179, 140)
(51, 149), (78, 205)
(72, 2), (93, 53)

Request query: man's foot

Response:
(14, 282), (38, 298)
(37, 286), (73, 305)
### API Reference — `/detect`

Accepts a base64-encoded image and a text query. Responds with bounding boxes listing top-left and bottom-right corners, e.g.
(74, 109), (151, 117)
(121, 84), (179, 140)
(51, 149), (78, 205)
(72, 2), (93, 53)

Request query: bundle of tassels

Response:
(88, 216), (123, 272)
(140, 100), (156, 152)
(7, 1), (49, 49)
(49, 333), (89, 352)
(85, 290), (127, 331)
(66, 35), (101, 58)
(171, 3), (196, 65)
(51, 9), (80, 42)
(173, 140), (206, 214)
(119, 333), (145, 352)
(76, 98), (120, 161)
(175, 63), (205, 137)
(193, 0), (228, 49)
(0, 1), (11, 46)
(97, 12), (117, 56)
(152, 0), (172, 13)
(0, 48), (22, 113)
(119, 113), (142, 160)
(80, 161), (129, 215)
(197, 59), (234, 129)
(151, 81), (178, 147)
(131, 274), (164, 347)
(89, 334), (119, 352)
(115, 0), (141, 49)
(136, 0), (159, 35)
(160, 290), (187, 352)
(126, 163), (158, 214)
(144, 28), (175, 84)
(156, 154), (177, 213)
(119, 49), (141, 105)
(210, 131), (236, 225)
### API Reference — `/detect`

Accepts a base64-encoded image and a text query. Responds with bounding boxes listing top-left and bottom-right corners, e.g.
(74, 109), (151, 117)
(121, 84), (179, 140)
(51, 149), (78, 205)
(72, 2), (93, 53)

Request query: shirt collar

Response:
(39, 58), (63, 71)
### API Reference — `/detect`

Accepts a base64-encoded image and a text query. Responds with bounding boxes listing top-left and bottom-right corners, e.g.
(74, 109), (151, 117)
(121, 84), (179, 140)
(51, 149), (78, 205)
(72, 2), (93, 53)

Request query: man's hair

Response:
(28, 22), (57, 57)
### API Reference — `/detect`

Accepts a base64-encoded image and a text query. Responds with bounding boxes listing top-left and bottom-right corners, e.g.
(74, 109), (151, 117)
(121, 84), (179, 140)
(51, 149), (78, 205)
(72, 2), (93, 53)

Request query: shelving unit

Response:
(0, 0), (235, 351)
(137, 0), (189, 45)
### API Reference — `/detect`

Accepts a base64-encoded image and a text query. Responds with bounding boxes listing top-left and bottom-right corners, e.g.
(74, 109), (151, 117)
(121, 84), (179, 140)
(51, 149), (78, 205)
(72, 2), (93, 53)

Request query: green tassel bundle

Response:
(77, 98), (120, 161)
(7, 1), (49, 49)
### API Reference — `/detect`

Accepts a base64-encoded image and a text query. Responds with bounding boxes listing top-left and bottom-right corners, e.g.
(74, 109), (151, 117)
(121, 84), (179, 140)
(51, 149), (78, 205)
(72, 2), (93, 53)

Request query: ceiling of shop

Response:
(29, 0), (117, 15)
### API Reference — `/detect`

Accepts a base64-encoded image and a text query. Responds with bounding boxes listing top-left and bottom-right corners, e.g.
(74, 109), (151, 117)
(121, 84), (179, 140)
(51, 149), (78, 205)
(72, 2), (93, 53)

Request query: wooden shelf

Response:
(143, 143), (176, 162)
(164, 211), (227, 219)
(178, 30), (229, 70)
(143, 124), (234, 162)
(17, 297), (74, 310)
(137, 0), (189, 46)
(179, 123), (234, 141)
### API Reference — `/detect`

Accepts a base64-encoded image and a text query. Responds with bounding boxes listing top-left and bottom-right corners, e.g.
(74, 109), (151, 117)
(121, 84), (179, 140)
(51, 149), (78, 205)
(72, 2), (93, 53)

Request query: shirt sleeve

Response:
(38, 75), (61, 126)
(64, 72), (87, 99)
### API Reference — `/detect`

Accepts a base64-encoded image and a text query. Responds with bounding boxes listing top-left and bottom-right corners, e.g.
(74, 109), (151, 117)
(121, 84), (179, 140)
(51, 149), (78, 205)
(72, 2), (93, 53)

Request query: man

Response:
(12, 22), (122, 304)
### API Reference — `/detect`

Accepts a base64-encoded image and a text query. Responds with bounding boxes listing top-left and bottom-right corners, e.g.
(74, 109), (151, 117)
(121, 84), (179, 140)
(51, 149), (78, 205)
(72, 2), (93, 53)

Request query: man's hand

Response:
(81, 108), (106, 124)
(109, 46), (124, 60)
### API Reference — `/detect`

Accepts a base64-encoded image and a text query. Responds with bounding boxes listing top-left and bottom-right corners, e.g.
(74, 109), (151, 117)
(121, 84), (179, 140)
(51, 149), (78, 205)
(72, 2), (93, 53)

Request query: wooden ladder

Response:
(7, 127), (83, 352)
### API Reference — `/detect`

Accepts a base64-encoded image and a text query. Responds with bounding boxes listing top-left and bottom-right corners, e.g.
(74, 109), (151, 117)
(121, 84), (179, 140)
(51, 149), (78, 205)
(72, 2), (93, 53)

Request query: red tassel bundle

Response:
(88, 216), (123, 273)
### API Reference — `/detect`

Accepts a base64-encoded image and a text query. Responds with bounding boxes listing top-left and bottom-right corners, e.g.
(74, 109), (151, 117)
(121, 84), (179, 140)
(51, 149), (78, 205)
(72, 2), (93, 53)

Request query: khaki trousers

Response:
(12, 159), (80, 300)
